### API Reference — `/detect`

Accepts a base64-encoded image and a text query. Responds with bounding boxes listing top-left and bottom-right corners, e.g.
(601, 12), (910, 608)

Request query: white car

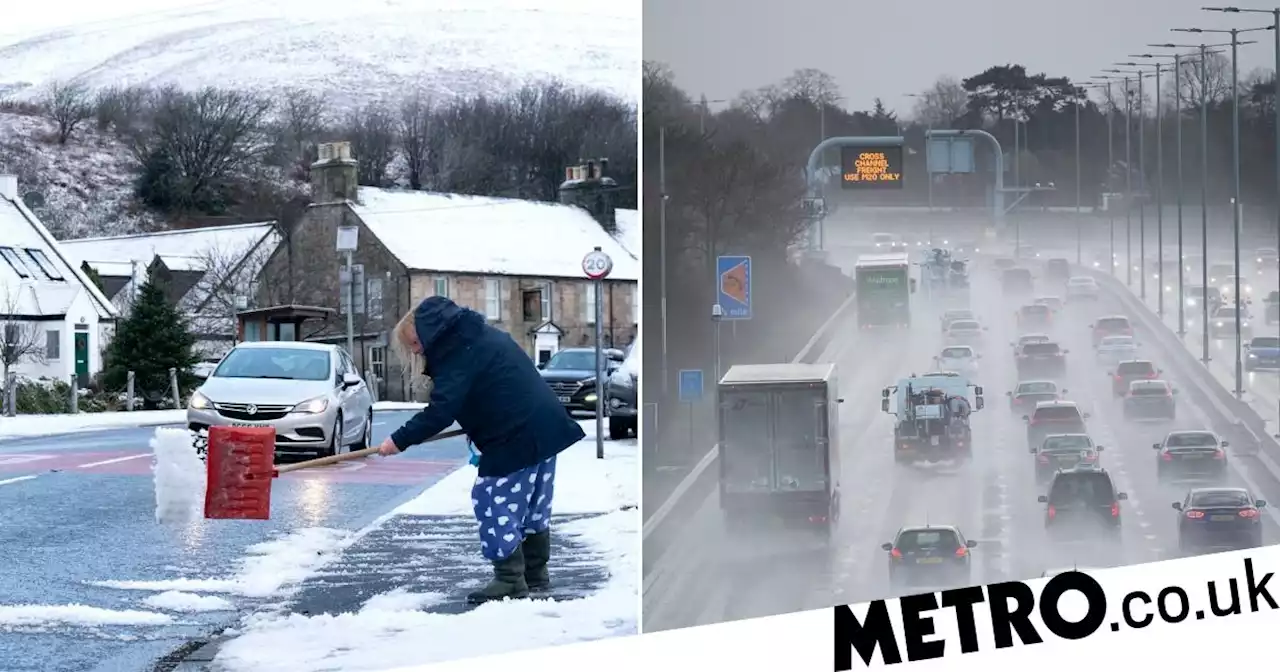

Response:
(1096, 335), (1140, 364)
(1065, 276), (1099, 300)
(945, 319), (986, 345)
(935, 345), (980, 375)
(940, 308), (976, 332)
(1035, 296), (1064, 313)
(1211, 305), (1251, 338)
(1221, 275), (1252, 298)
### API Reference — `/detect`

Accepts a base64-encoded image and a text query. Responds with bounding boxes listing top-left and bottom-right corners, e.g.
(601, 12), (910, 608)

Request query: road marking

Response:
(0, 475), (37, 486)
(0, 454), (56, 466)
(76, 453), (149, 469)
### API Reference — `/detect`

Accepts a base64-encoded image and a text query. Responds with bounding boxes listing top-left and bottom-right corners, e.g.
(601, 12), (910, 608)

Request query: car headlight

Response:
(1217, 321), (1225, 328)
(1188, 299), (1197, 306)
(1248, 352), (1259, 359)
(189, 390), (211, 410)
(579, 378), (596, 388)
(292, 396), (330, 414)
(1242, 321), (1250, 328)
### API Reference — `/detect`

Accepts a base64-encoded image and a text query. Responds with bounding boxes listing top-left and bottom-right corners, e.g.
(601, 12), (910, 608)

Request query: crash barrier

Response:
(1081, 266), (1280, 464)
(641, 289), (861, 574)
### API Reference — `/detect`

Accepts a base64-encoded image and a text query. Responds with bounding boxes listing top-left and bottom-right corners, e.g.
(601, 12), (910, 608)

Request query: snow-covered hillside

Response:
(0, 0), (639, 109)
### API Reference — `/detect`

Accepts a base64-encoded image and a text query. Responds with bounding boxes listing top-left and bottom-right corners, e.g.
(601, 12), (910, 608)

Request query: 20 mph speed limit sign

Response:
(582, 248), (613, 280)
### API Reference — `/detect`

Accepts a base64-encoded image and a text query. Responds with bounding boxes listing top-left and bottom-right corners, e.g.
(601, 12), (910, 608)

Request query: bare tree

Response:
(400, 90), (436, 190)
(186, 239), (278, 345)
(1174, 52), (1233, 109)
(93, 85), (148, 134)
(129, 86), (275, 212)
(911, 76), (969, 127)
(780, 68), (842, 108)
(1, 288), (46, 382)
(43, 80), (92, 144)
(280, 88), (326, 155)
(343, 103), (397, 187)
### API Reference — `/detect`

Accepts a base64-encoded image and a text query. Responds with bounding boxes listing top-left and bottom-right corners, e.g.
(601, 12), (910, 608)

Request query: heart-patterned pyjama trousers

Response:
(470, 455), (557, 561)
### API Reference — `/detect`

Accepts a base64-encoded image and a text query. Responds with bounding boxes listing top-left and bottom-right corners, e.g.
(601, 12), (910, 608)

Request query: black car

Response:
(1002, 268), (1034, 295)
(1122, 379), (1178, 420)
(994, 257), (1016, 271)
(1038, 467), (1127, 539)
(1155, 431), (1229, 482)
(537, 348), (620, 413)
(604, 339), (639, 439)
(882, 525), (977, 589)
(1046, 258), (1070, 283)
(1032, 433), (1102, 483)
(1016, 303), (1053, 330)
(1174, 487), (1266, 553)
(1025, 401), (1089, 450)
(1016, 341), (1068, 377)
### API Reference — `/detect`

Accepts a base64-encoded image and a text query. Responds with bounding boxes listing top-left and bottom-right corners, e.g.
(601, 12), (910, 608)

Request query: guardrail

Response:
(641, 289), (861, 571)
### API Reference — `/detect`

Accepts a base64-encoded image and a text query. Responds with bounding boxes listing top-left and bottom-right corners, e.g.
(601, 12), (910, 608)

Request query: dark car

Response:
(1002, 268), (1034, 295)
(604, 339), (639, 439)
(1187, 285), (1224, 315)
(882, 525), (976, 590)
(1156, 430), (1229, 482)
(1110, 359), (1159, 397)
(537, 348), (621, 413)
(1038, 467), (1127, 539)
(1244, 335), (1280, 370)
(1046, 258), (1071, 283)
(1122, 379), (1177, 420)
(1016, 341), (1068, 378)
(1091, 315), (1133, 347)
(1265, 291), (1280, 325)
(1032, 433), (1102, 483)
(1025, 401), (1089, 450)
(1007, 380), (1063, 412)
(994, 257), (1017, 271)
(1175, 487), (1265, 554)
(1017, 303), (1053, 330)
(1011, 333), (1051, 353)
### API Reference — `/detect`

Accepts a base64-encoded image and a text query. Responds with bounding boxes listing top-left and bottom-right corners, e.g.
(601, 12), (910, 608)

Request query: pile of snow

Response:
(211, 422), (639, 671)
(142, 591), (235, 613)
(0, 604), (173, 627)
(91, 527), (352, 599)
(151, 427), (206, 524)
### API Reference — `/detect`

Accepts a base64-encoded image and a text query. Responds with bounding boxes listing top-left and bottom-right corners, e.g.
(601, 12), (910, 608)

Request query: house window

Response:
(541, 281), (554, 322)
(367, 277), (384, 320)
(484, 278), (503, 321)
(24, 249), (64, 281)
(370, 346), (386, 380)
(581, 281), (597, 325)
(433, 276), (449, 298)
(45, 330), (60, 360)
(0, 247), (31, 279)
(243, 321), (262, 342)
(3, 324), (19, 346)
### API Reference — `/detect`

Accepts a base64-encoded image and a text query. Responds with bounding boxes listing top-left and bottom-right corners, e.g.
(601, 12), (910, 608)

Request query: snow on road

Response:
(210, 421), (639, 671)
(142, 591), (235, 613)
(0, 604), (174, 627)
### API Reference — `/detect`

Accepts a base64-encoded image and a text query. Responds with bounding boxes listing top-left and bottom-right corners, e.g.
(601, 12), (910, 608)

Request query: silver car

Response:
(186, 341), (375, 457)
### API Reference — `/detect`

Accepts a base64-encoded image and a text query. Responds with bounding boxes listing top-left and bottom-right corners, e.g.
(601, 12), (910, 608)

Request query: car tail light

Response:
(955, 547), (968, 557)
(1185, 510), (1205, 519)
(1213, 449), (1226, 460)
(1114, 375), (1124, 382)
(956, 441), (965, 448)
(808, 515), (827, 524)
(1240, 508), (1261, 519)
(1082, 452), (1097, 463)
(1111, 502), (1120, 517)
(890, 547), (903, 559)
(1037, 454), (1050, 464)
(1162, 451), (1173, 461)
(1047, 505), (1056, 519)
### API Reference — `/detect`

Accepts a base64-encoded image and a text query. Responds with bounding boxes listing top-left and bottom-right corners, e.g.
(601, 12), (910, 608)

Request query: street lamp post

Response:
(1128, 59), (1169, 315)
(1091, 76), (1121, 276)
(905, 92), (938, 210)
(1115, 63), (1162, 304)
(1175, 24), (1269, 397)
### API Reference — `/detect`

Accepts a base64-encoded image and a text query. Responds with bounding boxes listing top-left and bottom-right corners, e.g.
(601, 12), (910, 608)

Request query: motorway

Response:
(643, 255), (1280, 633)
(0, 411), (470, 672)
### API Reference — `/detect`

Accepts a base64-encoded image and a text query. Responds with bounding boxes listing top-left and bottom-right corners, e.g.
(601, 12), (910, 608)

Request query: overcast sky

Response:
(644, 0), (1280, 117)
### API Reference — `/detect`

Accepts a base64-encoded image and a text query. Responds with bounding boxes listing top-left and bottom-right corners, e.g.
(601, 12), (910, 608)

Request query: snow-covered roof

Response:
(614, 209), (639, 259)
(156, 255), (205, 272)
(0, 181), (117, 319)
(350, 188), (639, 282)
(60, 222), (277, 270)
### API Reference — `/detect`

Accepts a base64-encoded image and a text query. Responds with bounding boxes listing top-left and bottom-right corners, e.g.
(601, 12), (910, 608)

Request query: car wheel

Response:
(608, 416), (629, 440)
(353, 410), (373, 451)
(327, 414), (344, 457)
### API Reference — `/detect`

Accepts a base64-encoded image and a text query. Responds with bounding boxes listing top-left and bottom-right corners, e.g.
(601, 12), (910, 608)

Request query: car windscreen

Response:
(1022, 343), (1060, 356)
(940, 347), (972, 359)
(945, 311), (974, 321)
(950, 321), (979, 331)
(1043, 435), (1092, 451)
(1190, 490), (1251, 508)
(1017, 382), (1057, 394)
(1033, 406), (1082, 422)
(1097, 317), (1130, 330)
(1049, 472), (1115, 505)
(1130, 382), (1168, 396)
(1166, 433), (1217, 448)
(214, 347), (331, 381)
(1068, 277), (1095, 285)
(1100, 337), (1134, 347)
(1253, 337), (1280, 348)
(1215, 308), (1240, 318)
(545, 350), (598, 370)
(1004, 269), (1032, 281)
(896, 529), (960, 551)
(1022, 304), (1050, 315)
(1117, 361), (1154, 375)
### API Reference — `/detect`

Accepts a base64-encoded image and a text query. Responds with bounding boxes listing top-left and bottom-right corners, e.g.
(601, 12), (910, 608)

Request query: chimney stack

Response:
(557, 158), (618, 233)
(310, 141), (359, 204)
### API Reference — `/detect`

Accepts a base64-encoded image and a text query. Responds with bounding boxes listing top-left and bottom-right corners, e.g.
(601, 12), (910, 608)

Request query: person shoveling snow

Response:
(380, 296), (585, 604)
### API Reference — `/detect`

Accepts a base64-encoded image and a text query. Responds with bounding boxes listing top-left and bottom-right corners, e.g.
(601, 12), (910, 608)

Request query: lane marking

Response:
(0, 454), (56, 466)
(76, 453), (149, 469)
(0, 475), (37, 486)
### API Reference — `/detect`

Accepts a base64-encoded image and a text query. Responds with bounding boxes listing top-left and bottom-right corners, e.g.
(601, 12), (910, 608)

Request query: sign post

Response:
(678, 369), (704, 451)
(336, 225), (359, 359)
(583, 246), (614, 459)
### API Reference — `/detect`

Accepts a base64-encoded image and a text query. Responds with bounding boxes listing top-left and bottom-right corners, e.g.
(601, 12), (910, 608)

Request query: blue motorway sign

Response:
(678, 369), (704, 403)
(716, 255), (752, 320)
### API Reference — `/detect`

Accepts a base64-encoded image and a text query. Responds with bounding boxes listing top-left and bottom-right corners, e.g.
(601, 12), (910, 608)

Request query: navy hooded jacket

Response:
(389, 296), (586, 478)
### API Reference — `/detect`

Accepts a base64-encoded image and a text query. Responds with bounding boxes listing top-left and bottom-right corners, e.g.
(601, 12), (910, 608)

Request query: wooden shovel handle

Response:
(274, 427), (469, 475)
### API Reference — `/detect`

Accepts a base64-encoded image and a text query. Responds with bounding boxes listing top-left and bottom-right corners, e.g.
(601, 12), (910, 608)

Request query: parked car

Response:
(186, 341), (374, 457)
(605, 336), (640, 439)
(538, 347), (623, 414)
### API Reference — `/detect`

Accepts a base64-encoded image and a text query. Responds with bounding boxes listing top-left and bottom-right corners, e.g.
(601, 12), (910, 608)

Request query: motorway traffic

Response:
(0, 412), (470, 672)
(643, 237), (1280, 633)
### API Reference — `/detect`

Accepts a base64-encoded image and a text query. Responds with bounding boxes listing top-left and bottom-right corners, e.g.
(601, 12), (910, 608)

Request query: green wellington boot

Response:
(522, 531), (552, 592)
(466, 545), (531, 604)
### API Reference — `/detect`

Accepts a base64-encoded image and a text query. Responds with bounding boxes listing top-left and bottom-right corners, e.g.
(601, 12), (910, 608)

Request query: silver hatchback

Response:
(186, 341), (375, 457)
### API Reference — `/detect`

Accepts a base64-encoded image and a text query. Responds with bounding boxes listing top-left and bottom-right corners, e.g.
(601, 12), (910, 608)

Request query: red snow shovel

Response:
(204, 424), (467, 520)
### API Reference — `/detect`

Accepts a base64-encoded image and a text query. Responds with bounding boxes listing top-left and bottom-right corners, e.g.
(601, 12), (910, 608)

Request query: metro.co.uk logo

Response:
(834, 557), (1276, 669)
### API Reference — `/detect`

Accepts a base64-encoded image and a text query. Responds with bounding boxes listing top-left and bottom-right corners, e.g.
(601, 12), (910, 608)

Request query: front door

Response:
(73, 331), (89, 387)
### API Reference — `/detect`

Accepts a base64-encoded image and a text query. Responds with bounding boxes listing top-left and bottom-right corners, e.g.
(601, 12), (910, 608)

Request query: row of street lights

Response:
(1074, 7), (1279, 400)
